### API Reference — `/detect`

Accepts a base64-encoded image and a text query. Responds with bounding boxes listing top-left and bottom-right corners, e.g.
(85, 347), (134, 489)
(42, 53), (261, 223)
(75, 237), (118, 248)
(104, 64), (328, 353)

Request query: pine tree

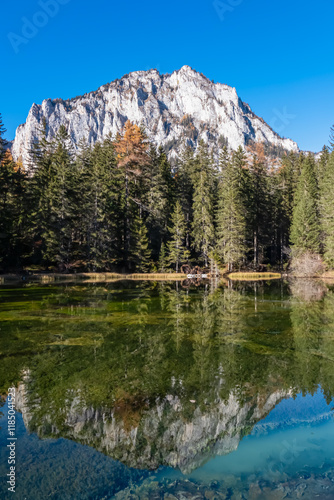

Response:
(167, 201), (188, 272)
(320, 152), (334, 267)
(216, 151), (246, 271)
(290, 155), (320, 254)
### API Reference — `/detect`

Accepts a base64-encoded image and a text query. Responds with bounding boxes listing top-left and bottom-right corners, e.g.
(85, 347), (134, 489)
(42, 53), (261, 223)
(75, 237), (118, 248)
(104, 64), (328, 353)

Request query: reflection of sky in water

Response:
(1, 389), (334, 499)
(187, 389), (334, 483)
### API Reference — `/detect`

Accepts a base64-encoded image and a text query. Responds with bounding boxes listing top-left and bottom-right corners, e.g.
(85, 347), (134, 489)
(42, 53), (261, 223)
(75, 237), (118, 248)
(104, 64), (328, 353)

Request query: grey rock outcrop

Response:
(15, 379), (289, 474)
(12, 65), (299, 167)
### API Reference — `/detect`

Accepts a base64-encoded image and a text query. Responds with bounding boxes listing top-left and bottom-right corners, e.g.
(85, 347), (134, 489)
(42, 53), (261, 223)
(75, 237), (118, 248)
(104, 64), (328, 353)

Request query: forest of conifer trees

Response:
(0, 113), (333, 274)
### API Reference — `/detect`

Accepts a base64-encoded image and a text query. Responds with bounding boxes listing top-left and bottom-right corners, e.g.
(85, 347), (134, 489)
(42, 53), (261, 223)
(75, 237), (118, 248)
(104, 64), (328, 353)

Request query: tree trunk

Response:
(254, 230), (258, 269)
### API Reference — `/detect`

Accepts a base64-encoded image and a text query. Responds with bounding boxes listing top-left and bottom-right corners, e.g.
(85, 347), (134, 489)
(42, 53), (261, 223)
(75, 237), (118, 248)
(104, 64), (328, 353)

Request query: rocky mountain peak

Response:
(12, 66), (299, 167)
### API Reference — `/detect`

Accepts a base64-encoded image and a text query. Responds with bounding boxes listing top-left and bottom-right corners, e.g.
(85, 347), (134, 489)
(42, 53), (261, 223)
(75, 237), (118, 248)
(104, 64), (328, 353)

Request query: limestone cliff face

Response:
(15, 380), (288, 474)
(12, 65), (298, 167)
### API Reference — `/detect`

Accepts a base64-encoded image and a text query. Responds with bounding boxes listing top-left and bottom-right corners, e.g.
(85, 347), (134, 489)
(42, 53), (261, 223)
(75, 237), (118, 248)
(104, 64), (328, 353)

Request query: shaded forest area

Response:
(1, 114), (334, 274)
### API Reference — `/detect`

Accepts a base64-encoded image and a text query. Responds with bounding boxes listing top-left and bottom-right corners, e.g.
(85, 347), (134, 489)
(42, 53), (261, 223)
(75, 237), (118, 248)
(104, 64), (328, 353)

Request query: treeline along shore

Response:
(1, 113), (334, 276)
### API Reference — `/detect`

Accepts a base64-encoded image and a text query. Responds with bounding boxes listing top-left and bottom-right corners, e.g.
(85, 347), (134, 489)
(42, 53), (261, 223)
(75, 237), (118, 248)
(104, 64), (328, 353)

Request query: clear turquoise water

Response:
(0, 279), (334, 499)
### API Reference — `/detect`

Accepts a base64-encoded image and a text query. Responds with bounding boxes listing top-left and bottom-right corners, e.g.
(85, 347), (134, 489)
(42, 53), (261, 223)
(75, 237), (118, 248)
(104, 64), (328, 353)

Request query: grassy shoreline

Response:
(2, 270), (334, 285)
(227, 272), (282, 281)
(0, 272), (188, 284)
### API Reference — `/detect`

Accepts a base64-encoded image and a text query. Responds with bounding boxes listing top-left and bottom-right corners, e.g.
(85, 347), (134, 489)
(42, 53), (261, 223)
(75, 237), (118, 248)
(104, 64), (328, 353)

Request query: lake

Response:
(1, 279), (334, 499)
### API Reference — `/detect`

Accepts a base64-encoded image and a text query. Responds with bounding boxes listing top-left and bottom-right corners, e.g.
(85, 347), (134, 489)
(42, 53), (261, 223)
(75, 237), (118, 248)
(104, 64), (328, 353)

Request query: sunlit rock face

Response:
(15, 377), (288, 474)
(12, 65), (298, 167)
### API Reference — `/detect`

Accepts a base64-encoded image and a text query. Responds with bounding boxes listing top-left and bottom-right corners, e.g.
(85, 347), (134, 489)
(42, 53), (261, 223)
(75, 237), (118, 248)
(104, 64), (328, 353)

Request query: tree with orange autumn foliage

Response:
(114, 120), (151, 267)
(114, 120), (150, 174)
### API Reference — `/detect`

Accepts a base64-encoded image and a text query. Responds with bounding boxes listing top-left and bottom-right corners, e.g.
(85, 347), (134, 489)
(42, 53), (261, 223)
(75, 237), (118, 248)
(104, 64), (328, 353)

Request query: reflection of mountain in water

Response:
(3, 279), (334, 475)
(15, 374), (289, 473)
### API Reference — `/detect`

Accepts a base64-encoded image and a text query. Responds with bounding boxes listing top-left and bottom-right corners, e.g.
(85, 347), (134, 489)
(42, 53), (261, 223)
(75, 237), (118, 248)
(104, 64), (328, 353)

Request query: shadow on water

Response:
(1, 278), (334, 498)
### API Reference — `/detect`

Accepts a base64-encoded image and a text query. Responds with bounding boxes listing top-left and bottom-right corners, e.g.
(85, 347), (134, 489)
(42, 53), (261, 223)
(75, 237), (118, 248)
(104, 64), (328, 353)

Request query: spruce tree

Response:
(247, 144), (270, 268)
(30, 125), (74, 269)
(144, 145), (169, 258)
(29, 125), (56, 266)
(47, 125), (75, 267)
(167, 201), (188, 272)
(329, 124), (334, 152)
(176, 145), (195, 251)
(216, 151), (246, 271)
(158, 145), (176, 211)
(132, 216), (151, 272)
(158, 242), (168, 272)
(317, 145), (330, 187)
(274, 152), (298, 267)
(0, 113), (7, 163)
(320, 152), (334, 267)
(0, 150), (28, 267)
(82, 137), (120, 270)
(290, 155), (320, 254)
(191, 141), (215, 267)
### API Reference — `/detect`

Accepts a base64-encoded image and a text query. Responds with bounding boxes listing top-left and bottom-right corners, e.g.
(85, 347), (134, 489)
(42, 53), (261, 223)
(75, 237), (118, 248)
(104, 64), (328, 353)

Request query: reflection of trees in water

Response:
(289, 279), (327, 302)
(4, 281), (334, 434)
(289, 281), (334, 402)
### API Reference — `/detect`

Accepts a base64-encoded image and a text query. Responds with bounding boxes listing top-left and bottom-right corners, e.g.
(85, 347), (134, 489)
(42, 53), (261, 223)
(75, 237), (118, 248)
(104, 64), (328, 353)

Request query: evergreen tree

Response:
(144, 145), (170, 258)
(273, 152), (298, 267)
(0, 113), (7, 163)
(158, 242), (168, 272)
(247, 144), (270, 267)
(0, 150), (28, 267)
(176, 145), (195, 251)
(216, 152), (246, 271)
(329, 124), (334, 152)
(167, 201), (188, 272)
(320, 152), (334, 267)
(317, 145), (330, 187)
(217, 146), (229, 181)
(46, 126), (75, 267)
(132, 216), (151, 272)
(81, 137), (120, 270)
(191, 141), (215, 267)
(290, 155), (320, 254)
(158, 145), (176, 211)
(29, 125), (74, 268)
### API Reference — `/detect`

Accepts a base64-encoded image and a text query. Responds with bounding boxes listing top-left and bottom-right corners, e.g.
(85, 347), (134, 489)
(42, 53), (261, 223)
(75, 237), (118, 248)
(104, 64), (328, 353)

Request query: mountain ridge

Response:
(12, 65), (299, 166)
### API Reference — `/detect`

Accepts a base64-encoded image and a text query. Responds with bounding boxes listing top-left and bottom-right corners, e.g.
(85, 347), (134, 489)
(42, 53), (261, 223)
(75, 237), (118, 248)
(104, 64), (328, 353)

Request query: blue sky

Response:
(1, 0), (334, 151)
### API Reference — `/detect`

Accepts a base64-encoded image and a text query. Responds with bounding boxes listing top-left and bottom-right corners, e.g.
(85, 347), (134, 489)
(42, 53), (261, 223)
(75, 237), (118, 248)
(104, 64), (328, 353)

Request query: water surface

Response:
(1, 279), (334, 499)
